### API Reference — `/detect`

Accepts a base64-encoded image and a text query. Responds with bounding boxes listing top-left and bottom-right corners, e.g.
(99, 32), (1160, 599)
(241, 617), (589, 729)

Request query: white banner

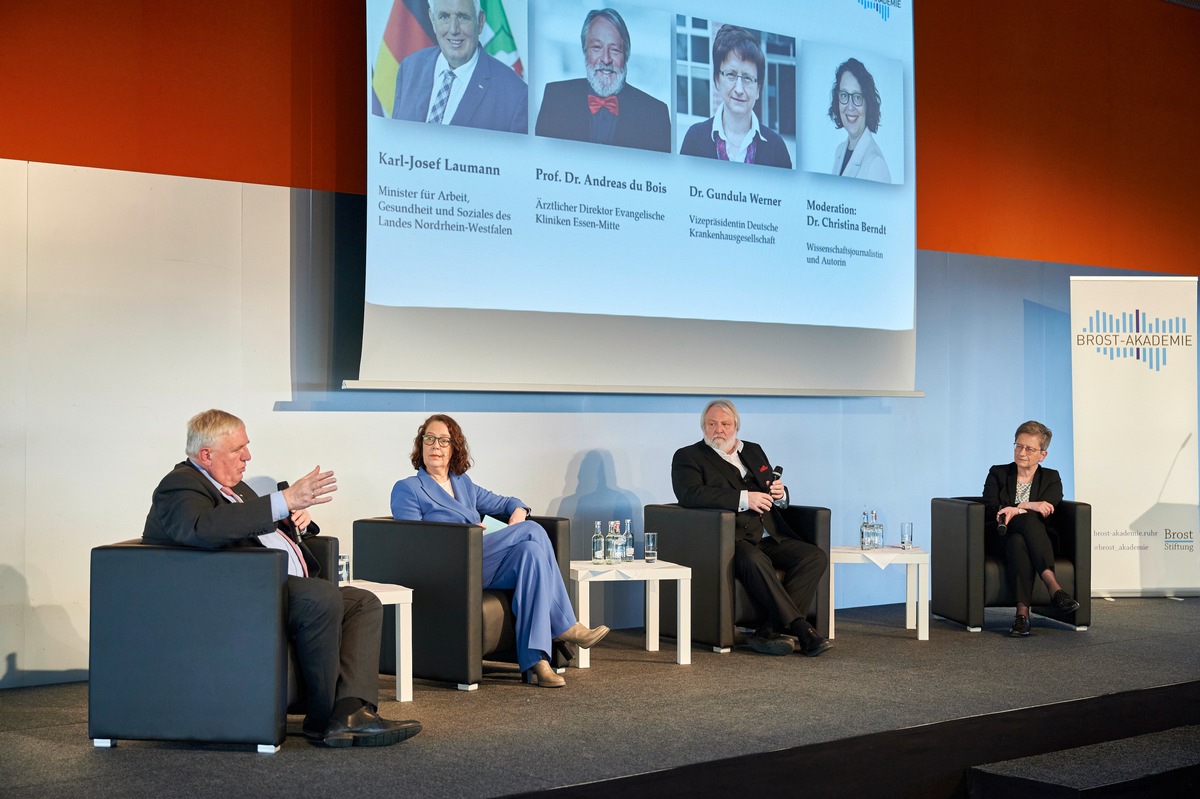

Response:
(1071, 276), (1199, 596)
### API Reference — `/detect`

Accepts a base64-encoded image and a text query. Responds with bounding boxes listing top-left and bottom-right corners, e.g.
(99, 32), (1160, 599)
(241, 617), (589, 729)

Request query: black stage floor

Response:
(1, 598), (1197, 798)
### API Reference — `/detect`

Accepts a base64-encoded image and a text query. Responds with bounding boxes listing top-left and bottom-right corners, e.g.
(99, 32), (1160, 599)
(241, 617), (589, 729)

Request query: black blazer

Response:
(679, 116), (793, 169)
(535, 78), (671, 152)
(671, 439), (793, 544)
(142, 460), (320, 574)
(982, 463), (1063, 534)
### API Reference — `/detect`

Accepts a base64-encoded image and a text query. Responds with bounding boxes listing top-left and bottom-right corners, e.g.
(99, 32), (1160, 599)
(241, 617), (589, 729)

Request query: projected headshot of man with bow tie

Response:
(534, 7), (671, 152)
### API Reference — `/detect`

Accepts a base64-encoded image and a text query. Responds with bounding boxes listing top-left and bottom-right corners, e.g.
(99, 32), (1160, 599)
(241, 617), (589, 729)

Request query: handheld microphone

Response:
(769, 466), (785, 507)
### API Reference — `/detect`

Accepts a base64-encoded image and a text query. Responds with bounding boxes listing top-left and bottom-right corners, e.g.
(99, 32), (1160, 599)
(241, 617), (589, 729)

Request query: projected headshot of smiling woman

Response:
(827, 57), (891, 183)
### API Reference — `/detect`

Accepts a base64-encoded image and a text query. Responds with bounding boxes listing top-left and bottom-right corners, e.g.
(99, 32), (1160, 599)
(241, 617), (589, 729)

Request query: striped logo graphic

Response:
(857, 0), (900, 22)
(1076, 309), (1193, 372)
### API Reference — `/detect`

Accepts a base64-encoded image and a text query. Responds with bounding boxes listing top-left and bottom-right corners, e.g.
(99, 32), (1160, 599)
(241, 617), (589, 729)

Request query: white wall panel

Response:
(0, 159), (30, 687)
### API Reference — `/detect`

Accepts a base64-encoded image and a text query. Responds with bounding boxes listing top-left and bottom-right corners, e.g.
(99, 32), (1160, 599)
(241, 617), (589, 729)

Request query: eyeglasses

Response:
(719, 70), (758, 88)
(422, 435), (452, 448)
(1013, 443), (1044, 455)
(838, 90), (865, 108)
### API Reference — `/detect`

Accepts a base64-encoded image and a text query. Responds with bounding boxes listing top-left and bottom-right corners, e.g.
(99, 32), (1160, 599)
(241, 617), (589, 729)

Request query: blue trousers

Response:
(482, 521), (577, 671)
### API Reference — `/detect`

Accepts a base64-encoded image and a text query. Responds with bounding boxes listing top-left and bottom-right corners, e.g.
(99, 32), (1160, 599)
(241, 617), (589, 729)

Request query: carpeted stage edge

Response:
(499, 681), (1200, 799)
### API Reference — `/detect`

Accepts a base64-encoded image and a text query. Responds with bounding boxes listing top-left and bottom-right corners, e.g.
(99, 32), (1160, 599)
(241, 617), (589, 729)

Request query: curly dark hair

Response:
(409, 413), (473, 474)
(827, 57), (882, 134)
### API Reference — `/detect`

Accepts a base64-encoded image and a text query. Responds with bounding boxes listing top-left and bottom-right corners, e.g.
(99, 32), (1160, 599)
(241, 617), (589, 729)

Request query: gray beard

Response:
(586, 65), (626, 98)
(706, 434), (736, 453)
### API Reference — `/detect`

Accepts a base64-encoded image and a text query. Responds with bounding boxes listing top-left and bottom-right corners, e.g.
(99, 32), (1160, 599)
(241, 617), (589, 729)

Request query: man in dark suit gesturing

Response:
(671, 399), (831, 657)
(392, 0), (528, 133)
(535, 8), (670, 152)
(142, 409), (421, 747)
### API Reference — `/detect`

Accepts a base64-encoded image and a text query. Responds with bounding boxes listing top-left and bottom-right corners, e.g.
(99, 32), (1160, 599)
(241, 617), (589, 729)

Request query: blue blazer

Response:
(391, 468), (526, 524)
(391, 47), (528, 134)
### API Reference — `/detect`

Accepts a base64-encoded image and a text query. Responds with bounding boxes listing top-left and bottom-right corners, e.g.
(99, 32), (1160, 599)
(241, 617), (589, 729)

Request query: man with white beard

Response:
(535, 8), (670, 152)
(671, 399), (832, 658)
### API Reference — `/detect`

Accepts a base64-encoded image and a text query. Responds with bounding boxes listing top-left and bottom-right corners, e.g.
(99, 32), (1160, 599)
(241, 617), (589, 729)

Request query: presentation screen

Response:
(356, 0), (916, 395)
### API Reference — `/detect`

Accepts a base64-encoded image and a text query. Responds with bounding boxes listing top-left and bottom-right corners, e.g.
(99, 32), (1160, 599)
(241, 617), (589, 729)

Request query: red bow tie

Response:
(588, 94), (619, 115)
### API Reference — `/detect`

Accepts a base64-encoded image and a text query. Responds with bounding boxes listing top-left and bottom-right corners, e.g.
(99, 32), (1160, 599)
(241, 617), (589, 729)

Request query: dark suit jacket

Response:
(982, 463), (1063, 535)
(142, 460), (320, 575)
(535, 78), (671, 152)
(679, 116), (793, 169)
(671, 439), (793, 544)
(392, 46), (528, 134)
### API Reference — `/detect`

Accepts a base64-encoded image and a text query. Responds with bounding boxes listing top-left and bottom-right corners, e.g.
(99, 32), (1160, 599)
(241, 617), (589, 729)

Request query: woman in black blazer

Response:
(982, 420), (1081, 636)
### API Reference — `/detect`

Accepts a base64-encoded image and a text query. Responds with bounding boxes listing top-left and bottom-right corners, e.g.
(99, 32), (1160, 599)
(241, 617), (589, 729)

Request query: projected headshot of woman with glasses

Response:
(679, 24), (793, 169)
(827, 57), (891, 183)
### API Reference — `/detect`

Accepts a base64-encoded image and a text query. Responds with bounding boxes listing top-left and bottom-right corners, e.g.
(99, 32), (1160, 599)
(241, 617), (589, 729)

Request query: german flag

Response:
(371, 0), (436, 117)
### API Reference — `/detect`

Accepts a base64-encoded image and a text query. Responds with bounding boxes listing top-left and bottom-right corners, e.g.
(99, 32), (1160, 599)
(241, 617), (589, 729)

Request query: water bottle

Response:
(604, 521), (620, 564)
(623, 519), (635, 562)
(872, 510), (883, 550)
(613, 520), (626, 562)
(860, 510), (871, 550)
(592, 521), (605, 564)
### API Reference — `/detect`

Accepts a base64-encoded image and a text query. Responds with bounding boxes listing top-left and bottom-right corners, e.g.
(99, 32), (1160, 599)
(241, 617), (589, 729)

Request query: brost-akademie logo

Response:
(1076, 308), (1194, 372)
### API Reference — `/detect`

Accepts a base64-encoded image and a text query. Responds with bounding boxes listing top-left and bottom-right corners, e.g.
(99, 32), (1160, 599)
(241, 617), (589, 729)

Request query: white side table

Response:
(346, 579), (414, 702)
(568, 560), (692, 667)
(828, 546), (930, 641)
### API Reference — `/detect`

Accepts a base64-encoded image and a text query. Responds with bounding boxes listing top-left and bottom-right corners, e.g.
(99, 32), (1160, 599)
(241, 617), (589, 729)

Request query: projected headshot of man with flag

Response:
(372, 0), (528, 134)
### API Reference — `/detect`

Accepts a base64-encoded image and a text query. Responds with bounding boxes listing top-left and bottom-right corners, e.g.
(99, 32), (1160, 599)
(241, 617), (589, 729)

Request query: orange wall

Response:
(915, 0), (1200, 274)
(2, 1), (1198, 274)
(0, 0), (362, 193)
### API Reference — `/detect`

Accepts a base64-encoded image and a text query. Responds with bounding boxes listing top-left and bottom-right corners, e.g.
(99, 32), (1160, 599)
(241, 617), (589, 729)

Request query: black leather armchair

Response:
(352, 516), (571, 690)
(644, 504), (831, 652)
(931, 497), (1091, 631)
(88, 536), (339, 752)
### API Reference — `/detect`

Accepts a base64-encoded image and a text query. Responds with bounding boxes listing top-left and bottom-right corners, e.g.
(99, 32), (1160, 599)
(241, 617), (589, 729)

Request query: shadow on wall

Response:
(0, 566), (89, 689)
(549, 450), (646, 628)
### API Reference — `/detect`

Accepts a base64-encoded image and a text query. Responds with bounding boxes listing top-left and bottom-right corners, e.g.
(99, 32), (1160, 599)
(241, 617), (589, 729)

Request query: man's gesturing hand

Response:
(283, 466), (337, 510)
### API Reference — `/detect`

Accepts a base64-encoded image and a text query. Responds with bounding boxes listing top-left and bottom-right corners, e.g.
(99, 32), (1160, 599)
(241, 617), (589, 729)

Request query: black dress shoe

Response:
(747, 631), (793, 656)
(797, 632), (832, 657)
(318, 706), (422, 748)
(1051, 589), (1081, 613)
(791, 622), (832, 657)
(1009, 614), (1031, 637)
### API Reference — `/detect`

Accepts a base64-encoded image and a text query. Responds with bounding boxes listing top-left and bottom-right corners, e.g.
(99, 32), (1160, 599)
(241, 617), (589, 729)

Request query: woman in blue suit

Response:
(391, 414), (609, 687)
